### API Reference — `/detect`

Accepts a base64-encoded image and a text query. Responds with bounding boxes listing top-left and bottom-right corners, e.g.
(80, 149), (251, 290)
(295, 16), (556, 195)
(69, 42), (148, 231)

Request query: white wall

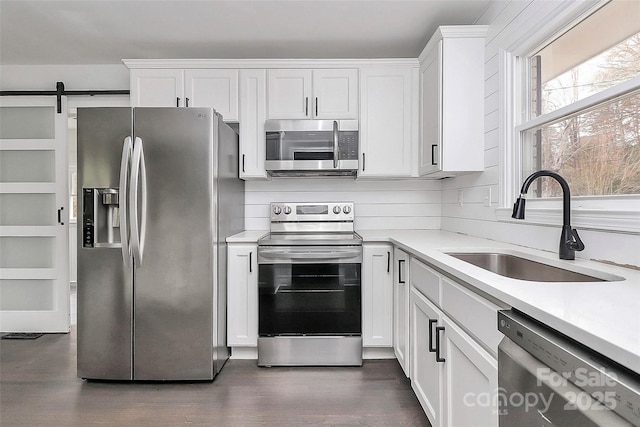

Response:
(245, 178), (441, 231)
(0, 64), (129, 91)
(440, 0), (640, 267)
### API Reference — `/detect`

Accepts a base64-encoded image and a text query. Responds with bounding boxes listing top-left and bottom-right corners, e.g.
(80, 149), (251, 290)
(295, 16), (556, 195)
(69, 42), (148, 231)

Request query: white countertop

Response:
(226, 230), (268, 243)
(358, 230), (640, 374)
(227, 228), (639, 373)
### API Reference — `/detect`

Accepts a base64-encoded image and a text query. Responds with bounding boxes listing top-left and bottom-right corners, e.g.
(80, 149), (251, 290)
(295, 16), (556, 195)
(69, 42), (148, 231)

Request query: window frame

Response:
(497, 0), (640, 235)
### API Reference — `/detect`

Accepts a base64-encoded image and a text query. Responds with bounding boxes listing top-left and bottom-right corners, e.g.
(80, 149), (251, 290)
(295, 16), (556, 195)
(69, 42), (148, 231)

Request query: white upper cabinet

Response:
(267, 69), (358, 119)
(184, 69), (239, 121)
(239, 69), (268, 180)
(130, 69), (184, 107)
(130, 68), (239, 121)
(418, 26), (488, 178)
(359, 66), (418, 178)
(312, 69), (359, 119)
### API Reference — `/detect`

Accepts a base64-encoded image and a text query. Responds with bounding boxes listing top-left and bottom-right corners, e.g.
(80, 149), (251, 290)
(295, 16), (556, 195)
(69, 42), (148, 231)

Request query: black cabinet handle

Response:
(362, 153), (366, 172)
(249, 252), (252, 273)
(57, 207), (64, 225)
(398, 259), (405, 284)
(387, 251), (391, 273)
(185, 97), (190, 107)
(305, 97), (309, 116)
(315, 97), (318, 116)
(242, 154), (246, 173)
(435, 326), (445, 363)
(431, 144), (438, 165)
(428, 319), (437, 352)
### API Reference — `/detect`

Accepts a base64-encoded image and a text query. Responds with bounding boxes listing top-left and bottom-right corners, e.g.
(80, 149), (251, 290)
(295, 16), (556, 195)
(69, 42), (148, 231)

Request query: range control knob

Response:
(343, 205), (352, 214)
(333, 205), (342, 214)
(273, 206), (282, 215)
(283, 206), (292, 215)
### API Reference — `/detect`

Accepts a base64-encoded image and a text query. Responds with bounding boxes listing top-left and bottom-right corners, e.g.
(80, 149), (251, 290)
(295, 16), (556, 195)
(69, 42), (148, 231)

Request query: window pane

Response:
(0, 106), (55, 139)
(522, 90), (640, 197)
(532, 1), (640, 117)
(0, 150), (55, 182)
(0, 237), (54, 268)
(0, 194), (56, 226)
(0, 280), (54, 311)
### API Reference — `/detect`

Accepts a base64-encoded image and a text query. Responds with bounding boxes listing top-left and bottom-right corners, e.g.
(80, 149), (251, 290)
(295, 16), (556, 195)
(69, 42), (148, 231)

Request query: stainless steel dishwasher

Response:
(498, 310), (640, 426)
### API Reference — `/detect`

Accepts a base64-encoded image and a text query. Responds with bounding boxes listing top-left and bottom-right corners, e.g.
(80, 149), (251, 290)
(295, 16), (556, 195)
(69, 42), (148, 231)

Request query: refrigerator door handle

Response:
(130, 136), (148, 266)
(119, 137), (133, 266)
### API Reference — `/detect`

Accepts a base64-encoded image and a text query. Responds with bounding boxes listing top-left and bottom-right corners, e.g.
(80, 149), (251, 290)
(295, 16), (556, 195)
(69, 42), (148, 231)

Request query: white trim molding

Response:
(496, 205), (640, 234)
(123, 58), (420, 69)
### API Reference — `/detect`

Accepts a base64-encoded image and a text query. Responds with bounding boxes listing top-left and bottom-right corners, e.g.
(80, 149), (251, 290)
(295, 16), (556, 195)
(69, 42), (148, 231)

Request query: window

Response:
(517, 1), (640, 202)
(503, 0), (640, 233)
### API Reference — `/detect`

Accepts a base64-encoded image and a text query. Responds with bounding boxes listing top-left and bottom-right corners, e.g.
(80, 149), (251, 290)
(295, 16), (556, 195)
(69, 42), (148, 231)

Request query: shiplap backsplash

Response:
(245, 178), (441, 231)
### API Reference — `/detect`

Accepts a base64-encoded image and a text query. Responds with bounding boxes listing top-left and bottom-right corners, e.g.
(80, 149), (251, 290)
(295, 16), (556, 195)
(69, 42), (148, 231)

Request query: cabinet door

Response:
(312, 69), (358, 119)
(410, 287), (443, 427)
(393, 248), (410, 376)
(362, 244), (393, 347)
(227, 244), (258, 346)
(419, 29), (486, 177)
(267, 69), (312, 119)
(130, 69), (184, 107)
(359, 67), (415, 178)
(239, 69), (268, 180)
(442, 316), (498, 427)
(419, 42), (442, 176)
(185, 69), (239, 121)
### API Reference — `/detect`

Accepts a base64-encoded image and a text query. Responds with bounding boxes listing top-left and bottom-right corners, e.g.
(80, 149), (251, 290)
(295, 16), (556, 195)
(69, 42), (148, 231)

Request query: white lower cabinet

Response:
(441, 316), (498, 427)
(362, 243), (393, 347)
(227, 243), (258, 347)
(411, 287), (444, 427)
(409, 255), (499, 427)
(393, 247), (410, 376)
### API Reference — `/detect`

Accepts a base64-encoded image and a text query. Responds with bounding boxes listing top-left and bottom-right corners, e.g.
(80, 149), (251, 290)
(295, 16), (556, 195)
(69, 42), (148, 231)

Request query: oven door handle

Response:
(258, 247), (362, 263)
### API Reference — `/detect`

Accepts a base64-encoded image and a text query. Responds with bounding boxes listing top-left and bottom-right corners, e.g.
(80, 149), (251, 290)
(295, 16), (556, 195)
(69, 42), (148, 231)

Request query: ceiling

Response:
(0, 0), (492, 65)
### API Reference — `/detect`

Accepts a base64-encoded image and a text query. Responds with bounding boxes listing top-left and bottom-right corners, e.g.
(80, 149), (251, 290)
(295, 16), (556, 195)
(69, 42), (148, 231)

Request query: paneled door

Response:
(0, 96), (70, 332)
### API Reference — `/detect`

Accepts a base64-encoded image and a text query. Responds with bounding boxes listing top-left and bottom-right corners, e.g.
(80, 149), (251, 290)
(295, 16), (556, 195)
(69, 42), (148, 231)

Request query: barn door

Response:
(0, 96), (69, 332)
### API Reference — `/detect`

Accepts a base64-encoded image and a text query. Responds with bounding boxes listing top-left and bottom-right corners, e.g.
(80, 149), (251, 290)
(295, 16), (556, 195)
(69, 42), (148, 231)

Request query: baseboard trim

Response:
(230, 346), (397, 361)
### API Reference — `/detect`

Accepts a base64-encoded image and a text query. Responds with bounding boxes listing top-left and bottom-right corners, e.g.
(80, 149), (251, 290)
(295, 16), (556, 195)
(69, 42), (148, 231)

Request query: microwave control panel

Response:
(339, 131), (358, 160)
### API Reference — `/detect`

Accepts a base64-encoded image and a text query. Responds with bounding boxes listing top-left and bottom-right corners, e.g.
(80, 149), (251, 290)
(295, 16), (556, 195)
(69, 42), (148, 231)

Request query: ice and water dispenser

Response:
(82, 188), (120, 248)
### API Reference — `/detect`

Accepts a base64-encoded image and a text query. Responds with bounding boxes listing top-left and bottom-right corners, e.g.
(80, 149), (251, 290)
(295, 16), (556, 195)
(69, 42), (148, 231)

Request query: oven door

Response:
(257, 246), (362, 337)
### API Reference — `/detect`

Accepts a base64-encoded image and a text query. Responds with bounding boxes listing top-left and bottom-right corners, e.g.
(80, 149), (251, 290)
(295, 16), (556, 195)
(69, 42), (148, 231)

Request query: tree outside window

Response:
(522, 1), (640, 199)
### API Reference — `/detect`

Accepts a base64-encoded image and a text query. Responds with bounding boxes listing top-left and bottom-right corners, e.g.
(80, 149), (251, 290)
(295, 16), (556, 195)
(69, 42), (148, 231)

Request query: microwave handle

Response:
(333, 120), (339, 168)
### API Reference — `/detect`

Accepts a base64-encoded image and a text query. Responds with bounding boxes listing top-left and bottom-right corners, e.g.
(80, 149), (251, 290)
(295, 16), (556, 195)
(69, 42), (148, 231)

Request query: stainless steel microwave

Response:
(265, 120), (359, 176)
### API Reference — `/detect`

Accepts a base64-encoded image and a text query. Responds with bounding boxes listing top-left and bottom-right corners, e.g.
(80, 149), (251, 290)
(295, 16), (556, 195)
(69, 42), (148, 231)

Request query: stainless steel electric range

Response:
(257, 202), (363, 366)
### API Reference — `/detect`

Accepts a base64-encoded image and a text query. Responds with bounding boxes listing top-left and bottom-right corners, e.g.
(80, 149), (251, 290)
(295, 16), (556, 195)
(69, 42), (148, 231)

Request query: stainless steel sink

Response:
(447, 252), (607, 282)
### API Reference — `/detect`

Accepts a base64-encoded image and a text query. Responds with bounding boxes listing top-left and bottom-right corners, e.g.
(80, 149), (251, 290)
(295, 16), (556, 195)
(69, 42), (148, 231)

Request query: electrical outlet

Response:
(457, 190), (464, 207)
(484, 187), (491, 207)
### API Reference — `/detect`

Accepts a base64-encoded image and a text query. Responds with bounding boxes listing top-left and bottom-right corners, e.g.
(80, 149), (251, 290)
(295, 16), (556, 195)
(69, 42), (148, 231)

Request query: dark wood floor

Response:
(0, 328), (430, 426)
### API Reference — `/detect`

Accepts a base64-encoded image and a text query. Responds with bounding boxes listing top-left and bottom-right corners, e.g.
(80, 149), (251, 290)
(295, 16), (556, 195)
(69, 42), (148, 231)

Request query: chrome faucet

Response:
(512, 170), (585, 260)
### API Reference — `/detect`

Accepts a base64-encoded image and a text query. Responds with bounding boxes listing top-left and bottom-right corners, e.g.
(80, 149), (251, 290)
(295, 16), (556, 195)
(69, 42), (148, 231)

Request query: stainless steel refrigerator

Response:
(76, 107), (244, 381)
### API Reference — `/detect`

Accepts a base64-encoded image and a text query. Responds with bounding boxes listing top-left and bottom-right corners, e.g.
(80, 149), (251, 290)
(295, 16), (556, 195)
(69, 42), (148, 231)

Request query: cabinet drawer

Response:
(441, 278), (502, 355)
(409, 258), (440, 305)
